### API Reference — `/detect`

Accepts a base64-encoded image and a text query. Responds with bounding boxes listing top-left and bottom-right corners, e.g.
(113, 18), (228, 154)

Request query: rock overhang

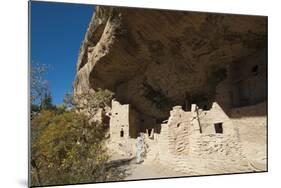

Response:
(74, 6), (267, 119)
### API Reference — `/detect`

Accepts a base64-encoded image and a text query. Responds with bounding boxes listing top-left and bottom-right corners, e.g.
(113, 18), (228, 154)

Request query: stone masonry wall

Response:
(110, 99), (130, 140)
(108, 99), (140, 158)
(199, 102), (235, 134)
(107, 99), (266, 174)
(155, 104), (253, 175)
(216, 49), (267, 110)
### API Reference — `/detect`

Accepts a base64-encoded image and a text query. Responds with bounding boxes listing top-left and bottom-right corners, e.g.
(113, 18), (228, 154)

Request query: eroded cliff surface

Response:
(74, 6), (267, 120)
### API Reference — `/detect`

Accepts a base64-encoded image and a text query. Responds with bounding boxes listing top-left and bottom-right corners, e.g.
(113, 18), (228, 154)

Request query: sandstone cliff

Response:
(74, 6), (267, 120)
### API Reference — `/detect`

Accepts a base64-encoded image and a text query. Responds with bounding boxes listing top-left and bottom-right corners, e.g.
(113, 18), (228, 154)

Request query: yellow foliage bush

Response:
(31, 110), (109, 186)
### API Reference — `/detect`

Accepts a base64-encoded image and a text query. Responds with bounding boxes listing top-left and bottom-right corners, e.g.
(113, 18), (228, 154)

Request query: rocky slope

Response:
(74, 6), (267, 120)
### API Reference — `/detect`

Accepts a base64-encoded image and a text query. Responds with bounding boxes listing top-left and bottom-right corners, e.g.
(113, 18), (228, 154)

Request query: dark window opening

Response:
(120, 129), (124, 137)
(115, 113), (118, 115)
(141, 119), (144, 123)
(203, 105), (208, 110)
(214, 123), (223, 134)
(148, 129), (152, 136)
(252, 65), (258, 76)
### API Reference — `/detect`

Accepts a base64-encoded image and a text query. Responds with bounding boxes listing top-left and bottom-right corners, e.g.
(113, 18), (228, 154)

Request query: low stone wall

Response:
(157, 131), (252, 175)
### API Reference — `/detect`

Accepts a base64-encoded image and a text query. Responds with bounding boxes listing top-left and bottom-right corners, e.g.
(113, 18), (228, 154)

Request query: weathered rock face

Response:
(74, 6), (267, 120)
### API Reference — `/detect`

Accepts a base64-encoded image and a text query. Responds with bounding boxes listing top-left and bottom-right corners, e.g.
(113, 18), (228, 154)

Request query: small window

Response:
(115, 113), (118, 115)
(120, 128), (124, 137)
(214, 123), (223, 134)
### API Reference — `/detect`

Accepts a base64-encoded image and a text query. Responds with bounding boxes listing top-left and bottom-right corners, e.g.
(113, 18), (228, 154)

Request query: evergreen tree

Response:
(40, 92), (54, 110)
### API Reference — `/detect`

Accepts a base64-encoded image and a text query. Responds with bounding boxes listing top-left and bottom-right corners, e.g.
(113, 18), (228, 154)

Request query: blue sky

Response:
(30, 1), (95, 104)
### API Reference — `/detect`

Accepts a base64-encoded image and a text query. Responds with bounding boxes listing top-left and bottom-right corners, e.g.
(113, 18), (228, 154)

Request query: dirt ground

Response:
(123, 159), (187, 180)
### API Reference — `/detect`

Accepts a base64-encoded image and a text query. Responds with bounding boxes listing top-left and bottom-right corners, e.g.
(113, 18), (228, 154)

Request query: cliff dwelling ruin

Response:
(74, 6), (267, 176)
